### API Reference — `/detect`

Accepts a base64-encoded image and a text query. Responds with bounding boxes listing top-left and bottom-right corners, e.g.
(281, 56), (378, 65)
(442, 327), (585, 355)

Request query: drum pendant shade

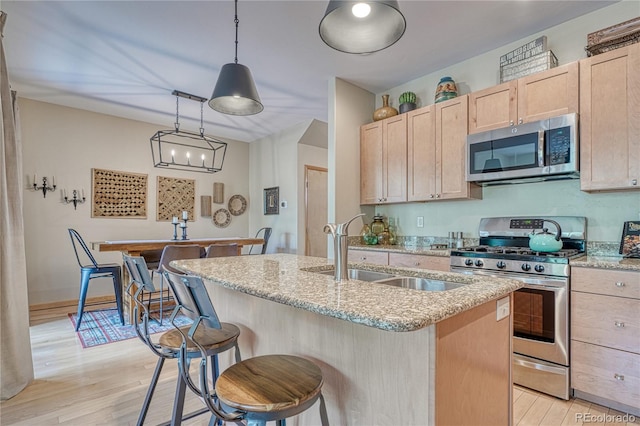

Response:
(319, 1), (406, 54)
(209, 63), (263, 116)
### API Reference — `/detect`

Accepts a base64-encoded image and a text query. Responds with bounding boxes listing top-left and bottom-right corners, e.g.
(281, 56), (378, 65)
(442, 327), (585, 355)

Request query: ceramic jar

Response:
(434, 76), (458, 103)
(373, 94), (398, 121)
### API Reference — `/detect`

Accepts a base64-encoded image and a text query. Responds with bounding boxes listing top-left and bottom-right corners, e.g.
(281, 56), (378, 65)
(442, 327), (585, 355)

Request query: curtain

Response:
(0, 10), (34, 400)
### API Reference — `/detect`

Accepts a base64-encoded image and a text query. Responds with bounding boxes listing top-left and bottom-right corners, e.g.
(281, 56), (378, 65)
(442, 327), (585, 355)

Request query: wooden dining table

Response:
(91, 237), (264, 323)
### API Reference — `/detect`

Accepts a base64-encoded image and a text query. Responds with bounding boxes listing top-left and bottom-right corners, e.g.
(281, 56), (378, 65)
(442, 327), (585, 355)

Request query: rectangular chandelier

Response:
(150, 90), (227, 174)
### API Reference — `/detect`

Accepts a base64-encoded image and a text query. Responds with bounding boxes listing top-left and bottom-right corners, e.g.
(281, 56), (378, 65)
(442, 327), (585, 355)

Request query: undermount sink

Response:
(375, 277), (466, 292)
(316, 268), (396, 282)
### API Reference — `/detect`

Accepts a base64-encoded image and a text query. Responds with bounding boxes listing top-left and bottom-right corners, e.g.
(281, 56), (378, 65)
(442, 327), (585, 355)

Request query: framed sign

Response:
(619, 221), (640, 258)
(264, 187), (279, 215)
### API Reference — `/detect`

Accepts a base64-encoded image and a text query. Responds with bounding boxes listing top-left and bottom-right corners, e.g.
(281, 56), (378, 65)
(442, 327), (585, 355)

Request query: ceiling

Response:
(2, 1), (617, 143)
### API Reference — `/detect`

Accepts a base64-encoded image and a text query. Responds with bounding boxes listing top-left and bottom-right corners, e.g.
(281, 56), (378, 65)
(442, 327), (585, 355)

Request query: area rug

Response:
(68, 308), (192, 348)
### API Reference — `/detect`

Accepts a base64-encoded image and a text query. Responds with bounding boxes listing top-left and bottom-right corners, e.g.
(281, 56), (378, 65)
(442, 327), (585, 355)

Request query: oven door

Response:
(450, 267), (568, 365)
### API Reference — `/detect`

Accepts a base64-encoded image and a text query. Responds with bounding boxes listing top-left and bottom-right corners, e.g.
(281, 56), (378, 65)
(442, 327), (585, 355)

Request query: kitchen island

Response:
(173, 254), (522, 425)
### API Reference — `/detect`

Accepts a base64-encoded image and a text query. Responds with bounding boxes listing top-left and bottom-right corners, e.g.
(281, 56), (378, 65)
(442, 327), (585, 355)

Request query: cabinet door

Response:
(407, 105), (437, 201)
(437, 95), (481, 200)
(360, 122), (383, 204)
(517, 62), (579, 123)
(389, 253), (450, 272)
(468, 81), (517, 134)
(580, 44), (640, 192)
(382, 114), (408, 203)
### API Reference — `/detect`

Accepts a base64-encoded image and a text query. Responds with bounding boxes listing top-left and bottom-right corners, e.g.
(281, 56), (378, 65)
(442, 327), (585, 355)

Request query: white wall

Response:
(20, 98), (250, 304)
(334, 1), (640, 244)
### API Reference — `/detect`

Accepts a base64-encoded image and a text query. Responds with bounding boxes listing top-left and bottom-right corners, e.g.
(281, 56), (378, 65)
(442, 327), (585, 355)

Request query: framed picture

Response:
(619, 221), (640, 258)
(264, 187), (279, 215)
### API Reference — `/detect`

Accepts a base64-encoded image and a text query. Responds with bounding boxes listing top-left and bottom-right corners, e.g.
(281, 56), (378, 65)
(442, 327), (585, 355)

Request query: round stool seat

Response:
(216, 354), (324, 421)
(159, 322), (241, 354)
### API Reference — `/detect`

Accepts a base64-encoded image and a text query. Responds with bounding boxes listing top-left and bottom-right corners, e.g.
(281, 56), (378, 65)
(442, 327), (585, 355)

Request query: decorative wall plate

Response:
(213, 208), (232, 228)
(228, 194), (247, 216)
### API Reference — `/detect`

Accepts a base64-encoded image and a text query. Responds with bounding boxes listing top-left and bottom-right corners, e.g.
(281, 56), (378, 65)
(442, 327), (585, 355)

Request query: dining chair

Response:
(154, 244), (203, 323)
(203, 243), (239, 258)
(248, 227), (272, 255)
(164, 270), (329, 426)
(123, 254), (241, 426)
(68, 228), (123, 331)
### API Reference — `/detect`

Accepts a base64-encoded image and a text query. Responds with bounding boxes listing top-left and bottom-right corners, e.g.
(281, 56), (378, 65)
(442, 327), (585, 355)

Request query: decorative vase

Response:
(373, 94), (398, 121)
(399, 102), (417, 114)
(434, 76), (458, 103)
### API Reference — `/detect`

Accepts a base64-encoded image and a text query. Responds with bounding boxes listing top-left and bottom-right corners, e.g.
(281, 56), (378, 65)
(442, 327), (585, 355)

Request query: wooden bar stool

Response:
(123, 254), (241, 426)
(163, 271), (329, 426)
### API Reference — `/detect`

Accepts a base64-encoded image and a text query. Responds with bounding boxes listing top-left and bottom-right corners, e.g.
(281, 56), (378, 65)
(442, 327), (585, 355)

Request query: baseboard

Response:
(29, 295), (116, 313)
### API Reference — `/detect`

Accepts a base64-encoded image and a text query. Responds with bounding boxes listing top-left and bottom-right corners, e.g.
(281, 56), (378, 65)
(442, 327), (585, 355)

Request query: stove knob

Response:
(521, 263), (531, 272)
(496, 261), (506, 269)
(534, 265), (545, 273)
(475, 260), (484, 267)
(464, 259), (474, 266)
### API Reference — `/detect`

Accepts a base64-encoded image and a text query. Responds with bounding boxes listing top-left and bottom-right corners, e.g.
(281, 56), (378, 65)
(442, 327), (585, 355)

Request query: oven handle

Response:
(514, 357), (566, 375)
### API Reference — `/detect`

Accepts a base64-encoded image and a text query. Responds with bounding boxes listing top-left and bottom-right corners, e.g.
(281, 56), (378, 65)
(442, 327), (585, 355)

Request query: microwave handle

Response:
(537, 130), (545, 167)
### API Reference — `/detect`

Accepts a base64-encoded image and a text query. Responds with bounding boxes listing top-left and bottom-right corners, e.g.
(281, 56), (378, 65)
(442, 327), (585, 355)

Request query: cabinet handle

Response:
(615, 282), (625, 288)
(429, 194), (434, 199)
(509, 120), (514, 126)
(436, 194), (441, 198)
(414, 262), (421, 266)
(614, 321), (625, 328)
(518, 118), (523, 124)
(614, 374), (625, 381)
(632, 179), (638, 186)
(360, 256), (367, 261)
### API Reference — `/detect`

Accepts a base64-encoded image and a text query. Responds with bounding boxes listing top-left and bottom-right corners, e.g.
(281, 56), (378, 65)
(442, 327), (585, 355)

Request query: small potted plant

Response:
(399, 91), (417, 113)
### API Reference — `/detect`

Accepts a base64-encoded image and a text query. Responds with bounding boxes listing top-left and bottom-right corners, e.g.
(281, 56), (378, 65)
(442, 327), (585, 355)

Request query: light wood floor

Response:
(1, 305), (638, 426)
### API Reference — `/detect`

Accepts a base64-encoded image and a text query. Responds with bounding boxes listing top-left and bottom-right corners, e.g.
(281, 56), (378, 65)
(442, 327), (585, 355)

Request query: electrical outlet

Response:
(496, 297), (510, 321)
(417, 216), (424, 228)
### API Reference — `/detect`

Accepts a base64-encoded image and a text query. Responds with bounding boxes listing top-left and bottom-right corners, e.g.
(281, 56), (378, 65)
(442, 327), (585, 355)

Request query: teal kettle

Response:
(529, 219), (563, 252)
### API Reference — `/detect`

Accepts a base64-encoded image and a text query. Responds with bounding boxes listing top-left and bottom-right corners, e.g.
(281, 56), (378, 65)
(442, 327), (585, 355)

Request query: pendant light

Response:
(319, 1), (406, 54)
(209, 0), (263, 116)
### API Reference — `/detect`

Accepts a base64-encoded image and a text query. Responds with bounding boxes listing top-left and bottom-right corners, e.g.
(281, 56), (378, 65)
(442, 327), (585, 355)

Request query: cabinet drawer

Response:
(348, 249), (389, 265)
(571, 292), (640, 353)
(388, 253), (450, 272)
(571, 340), (640, 409)
(572, 267), (640, 299)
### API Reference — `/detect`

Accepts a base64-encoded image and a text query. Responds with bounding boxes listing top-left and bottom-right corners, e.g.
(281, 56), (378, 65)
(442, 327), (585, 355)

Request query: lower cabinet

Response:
(571, 267), (640, 415)
(348, 249), (450, 272)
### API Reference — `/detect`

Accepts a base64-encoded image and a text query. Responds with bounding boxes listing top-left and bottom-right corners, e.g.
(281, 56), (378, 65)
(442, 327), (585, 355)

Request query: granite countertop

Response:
(349, 243), (452, 257)
(570, 255), (640, 272)
(172, 253), (522, 332)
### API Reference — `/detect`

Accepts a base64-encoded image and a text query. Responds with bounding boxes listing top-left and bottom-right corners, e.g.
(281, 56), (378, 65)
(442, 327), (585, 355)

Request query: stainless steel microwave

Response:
(466, 113), (578, 184)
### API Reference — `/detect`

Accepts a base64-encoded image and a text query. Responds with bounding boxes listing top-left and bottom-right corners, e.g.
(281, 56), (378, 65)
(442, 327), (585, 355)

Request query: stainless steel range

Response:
(450, 216), (587, 400)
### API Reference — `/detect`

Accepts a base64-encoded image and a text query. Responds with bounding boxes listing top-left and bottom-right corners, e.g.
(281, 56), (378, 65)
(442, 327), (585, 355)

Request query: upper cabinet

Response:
(407, 95), (481, 201)
(579, 44), (640, 192)
(468, 62), (579, 134)
(360, 114), (407, 204)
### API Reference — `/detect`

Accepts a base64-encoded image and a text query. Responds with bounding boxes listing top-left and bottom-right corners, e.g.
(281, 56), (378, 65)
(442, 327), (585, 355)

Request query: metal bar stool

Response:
(164, 270), (329, 426)
(123, 254), (241, 426)
(203, 243), (239, 258)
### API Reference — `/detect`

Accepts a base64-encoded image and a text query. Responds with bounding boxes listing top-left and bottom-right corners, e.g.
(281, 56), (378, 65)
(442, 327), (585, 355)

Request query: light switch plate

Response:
(417, 216), (424, 228)
(496, 296), (510, 321)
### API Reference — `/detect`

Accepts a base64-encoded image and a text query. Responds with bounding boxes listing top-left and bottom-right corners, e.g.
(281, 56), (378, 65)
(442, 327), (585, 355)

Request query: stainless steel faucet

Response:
(323, 213), (365, 281)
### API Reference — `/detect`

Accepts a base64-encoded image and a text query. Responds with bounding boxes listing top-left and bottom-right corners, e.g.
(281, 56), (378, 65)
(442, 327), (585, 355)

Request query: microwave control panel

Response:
(548, 126), (571, 165)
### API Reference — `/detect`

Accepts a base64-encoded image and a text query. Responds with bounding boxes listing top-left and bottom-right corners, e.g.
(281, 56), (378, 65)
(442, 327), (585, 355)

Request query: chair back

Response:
(122, 254), (156, 293)
(248, 227), (272, 255)
(163, 270), (222, 330)
(68, 228), (99, 268)
(157, 245), (202, 274)
(204, 243), (238, 258)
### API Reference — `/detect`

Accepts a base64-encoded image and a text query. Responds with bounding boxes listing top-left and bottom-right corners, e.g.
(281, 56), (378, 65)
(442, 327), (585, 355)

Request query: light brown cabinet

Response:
(360, 114), (407, 204)
(347, 249), (389, 265)
(407, 95), (481, 201)
(468, 62), (579, 134)
(571, 267), (640, 415)
(579, 44), (640, 192)
(388, 252), (450, 272)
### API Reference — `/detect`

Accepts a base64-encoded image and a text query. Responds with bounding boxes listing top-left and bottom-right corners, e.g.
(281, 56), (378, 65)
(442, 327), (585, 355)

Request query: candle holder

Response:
(33, 176), (56, 198)
(172, 222), (179, 240)
(181, 219), (189, 240)
(64, 189), (86, 210)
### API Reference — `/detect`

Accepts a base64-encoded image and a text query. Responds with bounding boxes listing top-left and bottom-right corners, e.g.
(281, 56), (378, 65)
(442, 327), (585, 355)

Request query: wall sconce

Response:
(33, 174), (56, 198)
(213, 182), (224, 204)
(63, 189), (86, 210)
